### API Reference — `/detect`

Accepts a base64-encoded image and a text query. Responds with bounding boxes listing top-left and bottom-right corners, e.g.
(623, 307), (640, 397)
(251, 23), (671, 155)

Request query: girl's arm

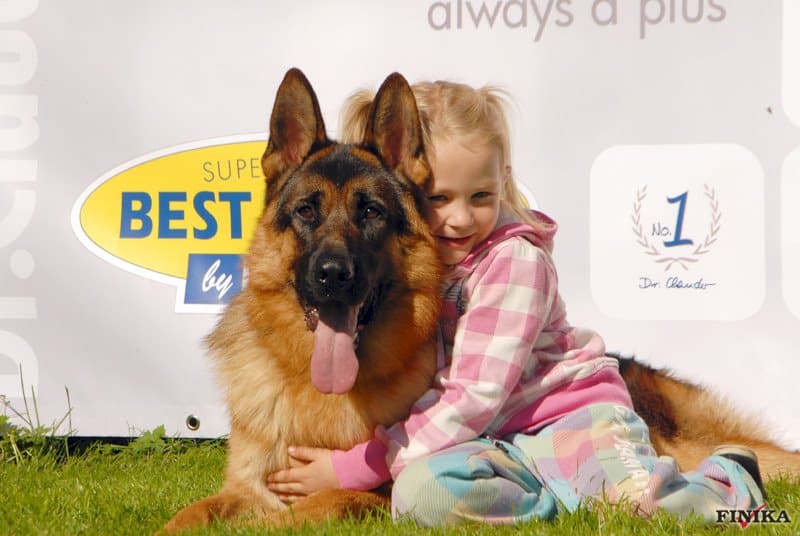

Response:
(381, 239), (557, 477)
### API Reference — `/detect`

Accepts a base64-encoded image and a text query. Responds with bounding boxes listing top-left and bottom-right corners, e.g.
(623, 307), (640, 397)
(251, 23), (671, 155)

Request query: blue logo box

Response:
(184, 254), (244, 305)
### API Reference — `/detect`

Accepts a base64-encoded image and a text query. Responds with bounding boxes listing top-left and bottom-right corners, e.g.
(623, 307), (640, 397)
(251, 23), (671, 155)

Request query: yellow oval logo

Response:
(71, 135), (266, 312)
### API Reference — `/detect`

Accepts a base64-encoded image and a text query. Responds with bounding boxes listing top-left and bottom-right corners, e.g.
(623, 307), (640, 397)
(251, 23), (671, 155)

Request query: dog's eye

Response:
(296, 205), (314, 220)
(363, 206), (381, 220)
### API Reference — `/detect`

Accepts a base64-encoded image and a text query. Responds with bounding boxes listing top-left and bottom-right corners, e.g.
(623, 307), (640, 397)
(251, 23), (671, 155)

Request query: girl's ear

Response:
(501, 165), (512, 199)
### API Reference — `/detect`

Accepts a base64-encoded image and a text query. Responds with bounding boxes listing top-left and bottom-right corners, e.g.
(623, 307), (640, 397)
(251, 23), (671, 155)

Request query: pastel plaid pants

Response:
(391, 402), (764, 526)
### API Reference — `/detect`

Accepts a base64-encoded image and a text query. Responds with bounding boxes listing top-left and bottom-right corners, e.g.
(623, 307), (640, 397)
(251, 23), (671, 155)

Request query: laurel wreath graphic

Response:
(631, 185), (721, 271)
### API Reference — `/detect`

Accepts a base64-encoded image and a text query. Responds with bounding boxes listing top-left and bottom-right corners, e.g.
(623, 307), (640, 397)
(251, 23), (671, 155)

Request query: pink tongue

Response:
(310, 304), (359, 394)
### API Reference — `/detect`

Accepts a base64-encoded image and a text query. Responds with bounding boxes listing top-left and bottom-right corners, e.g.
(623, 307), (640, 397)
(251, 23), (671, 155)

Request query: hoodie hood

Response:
(451, 209), (557, 274)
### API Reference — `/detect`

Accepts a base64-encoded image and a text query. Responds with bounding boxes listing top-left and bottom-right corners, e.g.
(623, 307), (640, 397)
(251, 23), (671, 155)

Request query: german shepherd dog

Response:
(165, 69), (800, 531)
(165, 69), (441, 531)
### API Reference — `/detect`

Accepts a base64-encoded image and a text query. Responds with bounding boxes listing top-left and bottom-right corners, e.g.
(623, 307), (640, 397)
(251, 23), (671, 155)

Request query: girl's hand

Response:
(266, 446), (339, 503)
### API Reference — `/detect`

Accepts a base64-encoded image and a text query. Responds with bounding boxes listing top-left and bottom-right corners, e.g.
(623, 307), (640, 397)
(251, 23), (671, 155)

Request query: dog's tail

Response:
(615, 355), (800, 480)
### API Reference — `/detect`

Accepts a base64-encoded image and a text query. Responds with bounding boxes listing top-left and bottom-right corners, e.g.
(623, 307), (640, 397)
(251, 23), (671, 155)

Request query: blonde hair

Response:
(340, 79), (543, 229)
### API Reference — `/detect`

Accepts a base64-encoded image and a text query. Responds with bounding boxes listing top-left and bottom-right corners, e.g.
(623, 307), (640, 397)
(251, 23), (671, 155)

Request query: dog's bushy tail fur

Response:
(615, 355), (800, 480)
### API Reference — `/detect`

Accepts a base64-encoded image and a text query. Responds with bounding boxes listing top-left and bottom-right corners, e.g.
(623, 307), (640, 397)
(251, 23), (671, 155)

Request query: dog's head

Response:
(252, 68), (435, 394)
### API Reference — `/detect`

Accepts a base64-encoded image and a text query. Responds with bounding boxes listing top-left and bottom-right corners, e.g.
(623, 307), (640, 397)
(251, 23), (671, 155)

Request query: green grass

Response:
(1, 429), (799, 535)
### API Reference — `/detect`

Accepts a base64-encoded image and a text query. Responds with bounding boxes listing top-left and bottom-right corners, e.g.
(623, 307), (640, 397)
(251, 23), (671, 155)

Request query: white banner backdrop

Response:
(2, 0), (799, 449)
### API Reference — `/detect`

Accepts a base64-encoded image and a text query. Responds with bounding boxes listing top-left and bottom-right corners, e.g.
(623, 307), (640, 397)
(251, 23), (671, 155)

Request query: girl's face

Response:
(425, 137), (506, 266)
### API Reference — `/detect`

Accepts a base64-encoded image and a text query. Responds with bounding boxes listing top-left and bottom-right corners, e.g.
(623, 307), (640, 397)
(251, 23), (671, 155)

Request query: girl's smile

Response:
(437, 234), (476, 248)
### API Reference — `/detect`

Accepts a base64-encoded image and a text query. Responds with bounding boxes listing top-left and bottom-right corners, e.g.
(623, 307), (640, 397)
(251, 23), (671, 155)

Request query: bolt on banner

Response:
(71, 136), (266, 313)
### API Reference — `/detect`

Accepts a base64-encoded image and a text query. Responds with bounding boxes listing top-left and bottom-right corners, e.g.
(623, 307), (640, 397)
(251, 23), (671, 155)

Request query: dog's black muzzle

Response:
(304, 249), (364, 305)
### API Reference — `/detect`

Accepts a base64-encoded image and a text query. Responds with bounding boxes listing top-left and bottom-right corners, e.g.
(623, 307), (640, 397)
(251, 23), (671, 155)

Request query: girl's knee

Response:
(390, 441), (503, 525)
(391, 458), (462, 525)
(392, 458), (431, 500)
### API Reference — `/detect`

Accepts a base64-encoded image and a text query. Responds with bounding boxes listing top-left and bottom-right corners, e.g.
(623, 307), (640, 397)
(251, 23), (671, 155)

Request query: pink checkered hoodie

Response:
(331, 210), (632, 490)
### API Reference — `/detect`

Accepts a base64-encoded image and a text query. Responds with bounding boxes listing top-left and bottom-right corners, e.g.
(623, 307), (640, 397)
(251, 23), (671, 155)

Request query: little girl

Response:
(266, 80), (766, 525)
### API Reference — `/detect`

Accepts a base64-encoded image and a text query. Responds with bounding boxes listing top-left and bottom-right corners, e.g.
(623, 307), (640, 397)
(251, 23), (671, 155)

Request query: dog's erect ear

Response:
(363, 73), (430, 187)
(262, 68), (328, 195)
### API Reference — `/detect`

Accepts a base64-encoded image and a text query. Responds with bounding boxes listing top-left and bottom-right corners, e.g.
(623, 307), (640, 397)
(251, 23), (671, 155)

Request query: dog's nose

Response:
(317, 258), (354, 285)
(313, 252), (357, 298)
